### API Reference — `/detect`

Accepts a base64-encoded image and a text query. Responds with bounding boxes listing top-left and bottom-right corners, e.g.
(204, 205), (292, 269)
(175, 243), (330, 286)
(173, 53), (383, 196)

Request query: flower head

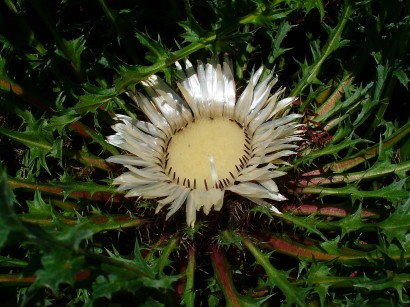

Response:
(107, 56), (303, 227)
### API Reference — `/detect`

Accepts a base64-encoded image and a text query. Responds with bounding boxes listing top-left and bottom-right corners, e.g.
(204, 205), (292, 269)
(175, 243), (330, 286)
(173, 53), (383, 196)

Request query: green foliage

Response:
(0, 0), (409, 305)
(33, 250), (85, 293)
(75, 85), (117, 115)
(379, 197), (410, 243)
(0, 171), (18, 248)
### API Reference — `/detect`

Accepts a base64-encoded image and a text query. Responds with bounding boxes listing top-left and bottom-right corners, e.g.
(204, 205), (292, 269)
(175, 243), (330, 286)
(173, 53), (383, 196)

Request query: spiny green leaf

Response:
(0, 109), (69, 173)
(354, 273), (410, 302)
(55, 219), (95, 250)
(299, 0), (325, 20)
(314, 74), (354, 117)
(104, 245), (155, 279)
(26, 190), (52, 215)
(351, 94), (379, 128)
(0, 255), (28, 268)
(268, 20), (293, 64)
(8, 176), (116, 203)
(379, 197), (410, 243)
(299, 180), (410, 200)
(306, 263), (332, 307)
(155, 237), (179, 275)
(58, 36), (86, 72)
(132, 240), (152, 272)
(393, 68), (410, 90)
(50, 179), (116, 200)
(332, 206), (366, 237)
(81, 127), (120, 155)
(0, 127), (52, 151)
(291, 1), (354, 96)
(33, 249), (85, 293)
(274, 213), (327, 240)
(373, 61), (390, 101)
(114, 32), (217, 91)
(21, 213), (147, 235)
(75, 85), (117, 114)
(243, 238), (308, 306)
(48, 110), (81, 134)
(2, 172), (55, 248)
(141, 274), (181, 290)
(0, 169), (18, 248)
(91, 262), (178, 301)
(322, 120), (410, 173)
(135, 31), (169, 64)
(218, 230), (243, 248)
(179, 19), (206, 44)
(0, 171), (75, 250)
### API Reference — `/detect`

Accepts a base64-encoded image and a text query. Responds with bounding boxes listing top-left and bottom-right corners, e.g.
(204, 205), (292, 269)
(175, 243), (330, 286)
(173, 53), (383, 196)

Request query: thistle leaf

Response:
(33, 250), (85, 293)
(75, 85), (117, 114)
(0, 170), (19, 248)
(379, 197), (410, 243)
(135, 31), (169, 64)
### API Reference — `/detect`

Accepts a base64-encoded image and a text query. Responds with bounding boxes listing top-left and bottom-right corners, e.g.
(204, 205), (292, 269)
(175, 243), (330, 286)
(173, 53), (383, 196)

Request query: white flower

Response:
(106, 56), (303, 227)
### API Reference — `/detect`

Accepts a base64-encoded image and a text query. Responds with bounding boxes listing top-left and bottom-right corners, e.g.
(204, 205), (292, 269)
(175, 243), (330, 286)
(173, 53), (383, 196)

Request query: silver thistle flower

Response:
(106, 56), (303, 227)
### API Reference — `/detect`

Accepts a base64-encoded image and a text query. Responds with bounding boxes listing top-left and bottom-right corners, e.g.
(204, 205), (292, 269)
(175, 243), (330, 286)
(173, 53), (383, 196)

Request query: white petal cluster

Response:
(107, 56), (303, 227)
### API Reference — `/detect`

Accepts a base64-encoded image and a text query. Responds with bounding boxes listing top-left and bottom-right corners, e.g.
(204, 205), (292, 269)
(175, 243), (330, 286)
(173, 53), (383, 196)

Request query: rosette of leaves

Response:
(0, 0), (409, 306)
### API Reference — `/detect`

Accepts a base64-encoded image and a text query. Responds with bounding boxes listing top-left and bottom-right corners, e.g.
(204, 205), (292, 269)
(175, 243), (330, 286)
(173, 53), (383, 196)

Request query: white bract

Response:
(106, 56), (303, 227)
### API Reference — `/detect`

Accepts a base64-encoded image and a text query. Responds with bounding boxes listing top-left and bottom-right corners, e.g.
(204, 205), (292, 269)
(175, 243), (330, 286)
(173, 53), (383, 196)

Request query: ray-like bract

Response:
(107, 56), (303, 227)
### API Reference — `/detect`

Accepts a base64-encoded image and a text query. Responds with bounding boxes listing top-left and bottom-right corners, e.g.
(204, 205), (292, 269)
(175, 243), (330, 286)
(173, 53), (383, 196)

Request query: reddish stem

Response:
(256, 234), (370, 263)
(20, 214), (148, 229)
(210, 245), (241, 307)
(0, 79), (51, 112)
(69, 121), (93, 139)
(302, 121), (410, 175)
(315, 76), (354, 116)
(0, 274), (37, 284)
(282, 203), (379, 218)
(8, 178), (122, 203)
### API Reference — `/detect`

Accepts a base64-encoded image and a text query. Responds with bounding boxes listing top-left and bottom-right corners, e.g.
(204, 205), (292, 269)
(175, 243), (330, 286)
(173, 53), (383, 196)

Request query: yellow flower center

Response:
(165, 117), (250, 189)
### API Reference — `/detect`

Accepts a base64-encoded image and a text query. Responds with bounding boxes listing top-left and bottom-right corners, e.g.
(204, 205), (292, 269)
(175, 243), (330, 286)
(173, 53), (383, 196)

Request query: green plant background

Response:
(0, 0), (409, 306)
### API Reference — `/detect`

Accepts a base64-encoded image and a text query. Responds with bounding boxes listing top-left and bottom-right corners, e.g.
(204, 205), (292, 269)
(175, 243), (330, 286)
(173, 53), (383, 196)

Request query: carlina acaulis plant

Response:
(106, 56), (303, 227)
(1, 0), (410, 306)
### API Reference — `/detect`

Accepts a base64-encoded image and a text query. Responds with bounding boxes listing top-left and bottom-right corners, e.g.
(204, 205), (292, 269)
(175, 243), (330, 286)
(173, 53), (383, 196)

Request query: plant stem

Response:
(282, 203), (380, 218)
(115, 33), (216, 91)
(8, 177), (120, 203)
(210, 245), (242, 307)
(20, 214), (148, 231)
(298, 120), (410, 174)
(182, 247), (196, 307)
(156, 237), (179, 274)
(297, 160), (410, 187)
(243, 238), (306, 306)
